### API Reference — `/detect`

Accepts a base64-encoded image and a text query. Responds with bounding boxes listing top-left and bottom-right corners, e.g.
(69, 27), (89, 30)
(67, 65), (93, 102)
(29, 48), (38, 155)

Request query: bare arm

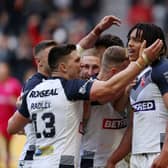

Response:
(113, 89), (130, 113)
(114, 80), (136, 112)
(90, 39), (163, 103)
(106, 110), (133, 168)
(7, 111), (30, 134)
(77, 15), (121, 50)
(82, 101), (91, 133)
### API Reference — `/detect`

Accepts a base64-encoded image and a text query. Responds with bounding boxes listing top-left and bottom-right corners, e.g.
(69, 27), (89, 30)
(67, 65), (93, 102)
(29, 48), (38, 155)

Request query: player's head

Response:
(127, 23), (167, 62)
(100, 46), (129, 79)
(33, 40), (57, 76)
(95, 34), (124, 60)
(80, 48), (101, 79)
(48, 44), (81, 79)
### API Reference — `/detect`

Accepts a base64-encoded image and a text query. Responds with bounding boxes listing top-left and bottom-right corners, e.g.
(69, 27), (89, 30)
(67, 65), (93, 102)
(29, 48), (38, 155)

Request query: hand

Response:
(106, 162), (116, 168)
(125, 79), (137, 95)
(93, 15), (121, 35)
(151, 153), (168, 168)
(106, 159), (116, 168)
(141, 39), (163, 63)
(137, 39), (163, 69)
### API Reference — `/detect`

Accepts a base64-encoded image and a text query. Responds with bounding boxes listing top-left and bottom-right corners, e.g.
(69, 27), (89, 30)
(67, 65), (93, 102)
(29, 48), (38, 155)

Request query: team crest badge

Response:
(140, 77), (145, 87)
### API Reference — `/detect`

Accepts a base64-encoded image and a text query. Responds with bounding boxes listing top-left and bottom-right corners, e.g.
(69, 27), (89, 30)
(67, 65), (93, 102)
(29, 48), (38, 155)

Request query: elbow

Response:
(7, 119), (16, 135)
(7, 127), (16, 135)
(7, 126), (13, 135)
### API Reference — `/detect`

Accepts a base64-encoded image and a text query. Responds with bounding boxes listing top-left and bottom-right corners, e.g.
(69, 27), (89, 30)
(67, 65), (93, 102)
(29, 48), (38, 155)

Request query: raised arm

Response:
(77, 15), (121, 51)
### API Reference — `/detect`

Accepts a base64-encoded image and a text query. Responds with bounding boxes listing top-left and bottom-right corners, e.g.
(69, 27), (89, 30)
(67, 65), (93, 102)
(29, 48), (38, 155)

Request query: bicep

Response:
(90, 80), (114, 103)
(7, 111), (30, 134)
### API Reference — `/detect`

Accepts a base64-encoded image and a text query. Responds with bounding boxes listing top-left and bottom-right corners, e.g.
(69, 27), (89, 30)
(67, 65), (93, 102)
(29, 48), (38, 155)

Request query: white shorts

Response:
(93, 159), (128, 168)
(130, 153), (159, 168)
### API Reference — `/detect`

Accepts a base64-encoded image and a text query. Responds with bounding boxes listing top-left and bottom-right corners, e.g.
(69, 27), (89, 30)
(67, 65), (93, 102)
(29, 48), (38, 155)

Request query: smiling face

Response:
(127, 28), (143, 62)
(80, 55), (100, 79)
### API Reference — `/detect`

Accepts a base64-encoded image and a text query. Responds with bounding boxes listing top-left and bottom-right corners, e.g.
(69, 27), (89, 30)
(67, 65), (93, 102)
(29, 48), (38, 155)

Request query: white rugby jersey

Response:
(130, 58), (168, 154)
(18, 73), (47, 167)
(19, 77), (93, 168)
(19, 123), (36, 160)
(81, 102), (127, 167)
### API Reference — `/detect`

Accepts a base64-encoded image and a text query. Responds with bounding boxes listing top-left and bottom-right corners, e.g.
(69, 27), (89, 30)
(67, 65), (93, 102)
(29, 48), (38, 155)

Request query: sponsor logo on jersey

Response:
(132, 100), (155, 112)
(29, 88), (58, 98)
(102, 118), (127, 129)
(35, 145), (54, 156)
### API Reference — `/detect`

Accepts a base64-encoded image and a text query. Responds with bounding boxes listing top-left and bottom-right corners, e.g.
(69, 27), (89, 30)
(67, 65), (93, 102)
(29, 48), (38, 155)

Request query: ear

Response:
(59, 63), (67, 73)
(35, 57), (40, 65)
(110, 67), (117, 75)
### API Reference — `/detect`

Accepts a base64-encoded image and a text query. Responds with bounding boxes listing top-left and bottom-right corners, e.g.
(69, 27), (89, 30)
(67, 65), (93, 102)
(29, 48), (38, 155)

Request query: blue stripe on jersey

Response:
(151, 58), (168, 95)
(23, 73), (47, 93)
(60, 78), (93, 101)
(131, 69), (152, 101)
(19, 73), (47, 118)
(19, 93), (29, 118)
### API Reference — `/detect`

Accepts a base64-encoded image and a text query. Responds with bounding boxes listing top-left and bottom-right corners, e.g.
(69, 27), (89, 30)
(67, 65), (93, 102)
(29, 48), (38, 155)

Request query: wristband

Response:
(91, 31), (98, 37)
(92, 27), (101, 36)
(76, 44), (84, 56)
(135, 61), (143, 69)
(142, 52), (151, 65)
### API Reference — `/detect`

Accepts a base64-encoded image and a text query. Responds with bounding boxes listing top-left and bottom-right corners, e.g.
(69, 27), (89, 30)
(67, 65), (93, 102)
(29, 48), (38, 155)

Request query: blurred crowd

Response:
(0, 0), (168, 84)
(128, 0), (168, 32)
(0, 0), (101, 83)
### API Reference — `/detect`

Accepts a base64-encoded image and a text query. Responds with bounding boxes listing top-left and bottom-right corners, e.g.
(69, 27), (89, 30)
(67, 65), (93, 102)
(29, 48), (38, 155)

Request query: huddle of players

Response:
(7, 14), (168, 168)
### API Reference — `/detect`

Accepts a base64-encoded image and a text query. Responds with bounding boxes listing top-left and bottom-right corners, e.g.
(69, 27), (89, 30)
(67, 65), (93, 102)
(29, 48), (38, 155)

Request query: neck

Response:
(38, 67), (50, 77)
(51, 71), (69, 79)
(38, 71), (49, 77)
(97, 70), (110, 81)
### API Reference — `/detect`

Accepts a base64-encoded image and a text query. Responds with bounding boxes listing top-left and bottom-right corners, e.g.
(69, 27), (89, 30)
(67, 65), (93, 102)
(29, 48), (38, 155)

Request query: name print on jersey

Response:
(31, 101), (51, 110)
(29, 88), (58, 98)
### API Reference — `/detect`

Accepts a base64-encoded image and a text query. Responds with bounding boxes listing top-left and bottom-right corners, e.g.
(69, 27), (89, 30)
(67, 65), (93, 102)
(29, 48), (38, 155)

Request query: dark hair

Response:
(127, 23), (167, 56)
(48, 44), (76, 70)
(95, 34), (124, 48)
(34, 40), (57, 56)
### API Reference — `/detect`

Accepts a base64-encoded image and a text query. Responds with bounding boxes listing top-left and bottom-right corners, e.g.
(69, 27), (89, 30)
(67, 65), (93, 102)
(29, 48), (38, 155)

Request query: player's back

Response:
(18, 72), (47, 167)
(27, 78), (84, 168)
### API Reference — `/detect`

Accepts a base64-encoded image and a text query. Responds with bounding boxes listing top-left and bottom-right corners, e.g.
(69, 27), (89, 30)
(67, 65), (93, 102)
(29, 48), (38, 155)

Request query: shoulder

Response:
(151, 58), (168, 95)
(152, 58), (168, 72)
(60, 78), (94, 101)
(151, 58), (168, 80)
(23, 73), (47, 93)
